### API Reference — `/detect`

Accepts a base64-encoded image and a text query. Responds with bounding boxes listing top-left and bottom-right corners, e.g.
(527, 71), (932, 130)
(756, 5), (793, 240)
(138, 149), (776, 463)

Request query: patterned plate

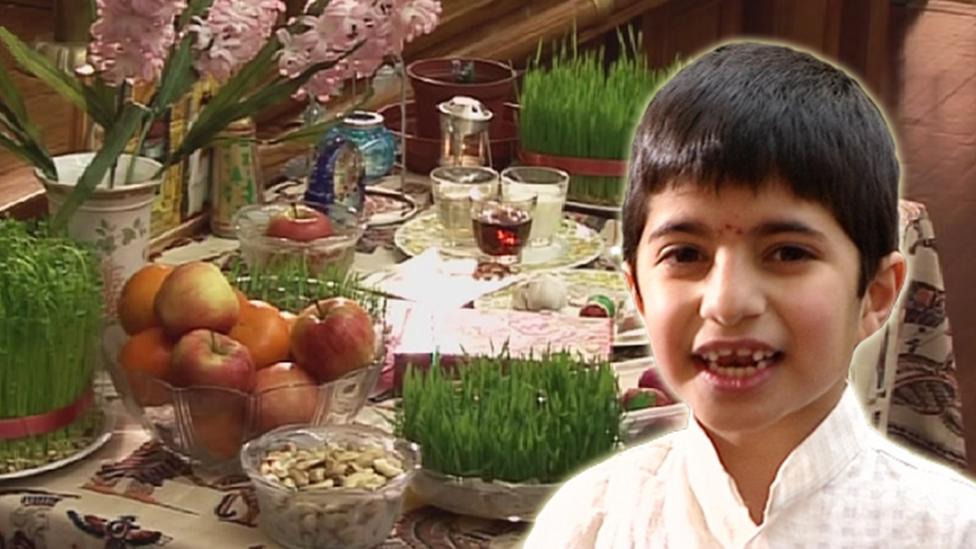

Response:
(364, 188), (419, 227)
(263, 180), (418, 227)
(394, 211), (605, 272)
(474, 268), (649, 347)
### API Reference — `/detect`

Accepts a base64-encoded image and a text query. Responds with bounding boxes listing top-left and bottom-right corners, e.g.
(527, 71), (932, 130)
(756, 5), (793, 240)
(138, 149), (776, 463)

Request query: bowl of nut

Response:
(241, 424), (420, 549)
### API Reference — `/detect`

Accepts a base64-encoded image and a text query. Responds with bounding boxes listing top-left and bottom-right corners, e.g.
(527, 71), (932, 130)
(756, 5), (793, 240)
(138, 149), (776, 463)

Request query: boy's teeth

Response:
(706, 351), (719, 361)
(718, 349), (733, 357)
(705, 357), (777, 376)
(735, 348), (752, 357)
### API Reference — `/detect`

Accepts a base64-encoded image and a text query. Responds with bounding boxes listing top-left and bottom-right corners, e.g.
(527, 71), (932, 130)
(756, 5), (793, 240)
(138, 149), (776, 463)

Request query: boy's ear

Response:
(858, 251), (907, 342)
(621, 262), (645, 316)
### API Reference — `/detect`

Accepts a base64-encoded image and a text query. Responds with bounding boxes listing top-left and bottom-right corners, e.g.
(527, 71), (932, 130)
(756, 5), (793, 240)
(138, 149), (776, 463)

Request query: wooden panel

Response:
(0, 3), (77, 179)
(742, 0), (843, 57)
(642, 0), (743, 68)
(838, 0), (890, 99)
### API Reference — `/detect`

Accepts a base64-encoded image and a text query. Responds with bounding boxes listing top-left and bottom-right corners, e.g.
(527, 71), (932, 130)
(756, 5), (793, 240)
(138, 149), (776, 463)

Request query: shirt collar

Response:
(682, 386), (870, 542)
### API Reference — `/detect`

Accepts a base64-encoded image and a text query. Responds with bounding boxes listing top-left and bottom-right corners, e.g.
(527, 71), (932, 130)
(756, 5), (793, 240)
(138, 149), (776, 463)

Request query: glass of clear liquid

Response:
(430, 166), (499, 247)
(500, 167), (569, 247)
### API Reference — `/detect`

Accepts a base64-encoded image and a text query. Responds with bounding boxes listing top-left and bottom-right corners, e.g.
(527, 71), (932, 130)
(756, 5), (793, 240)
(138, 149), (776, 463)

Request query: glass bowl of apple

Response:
(104, 262), (386, 472)
(234, 201), (365, 278)
(241, 424), (420, 549)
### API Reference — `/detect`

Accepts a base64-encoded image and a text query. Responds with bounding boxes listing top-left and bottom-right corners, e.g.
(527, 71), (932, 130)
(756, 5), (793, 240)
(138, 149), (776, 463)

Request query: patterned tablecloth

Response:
(851, 200), (967, 470)
(0, 194), (966, 548)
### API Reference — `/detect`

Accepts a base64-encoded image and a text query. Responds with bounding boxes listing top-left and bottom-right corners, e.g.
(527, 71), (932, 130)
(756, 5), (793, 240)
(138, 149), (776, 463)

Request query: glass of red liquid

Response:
(470, 189), (537, 266)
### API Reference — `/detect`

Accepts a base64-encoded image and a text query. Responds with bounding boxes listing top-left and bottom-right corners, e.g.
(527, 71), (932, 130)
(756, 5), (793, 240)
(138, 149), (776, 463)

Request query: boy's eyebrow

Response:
(647, 219), (828, 241)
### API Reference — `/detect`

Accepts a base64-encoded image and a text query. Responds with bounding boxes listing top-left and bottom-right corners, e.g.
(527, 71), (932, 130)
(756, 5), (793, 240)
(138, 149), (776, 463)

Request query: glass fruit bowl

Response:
(241, 424), (420, 549)
(234, 201), (365, 278)
(102, 327), (384, 472)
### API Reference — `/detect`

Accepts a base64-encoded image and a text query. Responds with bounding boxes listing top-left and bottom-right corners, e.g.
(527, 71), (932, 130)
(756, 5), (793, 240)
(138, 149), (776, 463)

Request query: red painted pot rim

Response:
(0, 387), (93, 440)
(519, 150), (628, 178)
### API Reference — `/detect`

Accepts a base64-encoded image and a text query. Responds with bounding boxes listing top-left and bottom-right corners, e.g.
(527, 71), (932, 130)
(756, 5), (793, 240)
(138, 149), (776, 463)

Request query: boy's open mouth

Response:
(691, 347), (784, 379)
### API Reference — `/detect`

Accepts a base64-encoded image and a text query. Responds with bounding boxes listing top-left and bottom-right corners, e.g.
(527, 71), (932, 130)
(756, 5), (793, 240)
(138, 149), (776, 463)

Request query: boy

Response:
(523, 41), (976, 548)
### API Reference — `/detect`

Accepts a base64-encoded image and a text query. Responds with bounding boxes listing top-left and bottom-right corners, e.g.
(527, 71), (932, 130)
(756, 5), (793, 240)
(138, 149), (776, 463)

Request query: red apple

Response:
(291, 298), (375, 382)
(154, 261), (240, 337)
(171, 329), (256, 392)
(265, 204), (334, 242)
(253, 362), (319, 433)
(621, 387), (671, 410)
(638, 367), (667, 392)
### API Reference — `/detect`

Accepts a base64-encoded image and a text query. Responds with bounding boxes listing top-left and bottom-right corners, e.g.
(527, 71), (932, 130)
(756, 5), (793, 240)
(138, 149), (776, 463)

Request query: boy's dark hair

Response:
(622, 41), (900, 297)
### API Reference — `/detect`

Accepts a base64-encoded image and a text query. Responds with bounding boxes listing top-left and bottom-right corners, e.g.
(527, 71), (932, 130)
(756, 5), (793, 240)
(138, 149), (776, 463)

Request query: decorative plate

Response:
(474, 268), (649, 347)
(364, 188), (418, 227)
(564, 199), (622, 218)
(394, 211), (605, 272)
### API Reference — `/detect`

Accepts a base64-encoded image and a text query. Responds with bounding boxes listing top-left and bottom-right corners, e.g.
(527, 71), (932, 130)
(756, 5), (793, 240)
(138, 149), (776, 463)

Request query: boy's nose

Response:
(698, 253), (765, 327)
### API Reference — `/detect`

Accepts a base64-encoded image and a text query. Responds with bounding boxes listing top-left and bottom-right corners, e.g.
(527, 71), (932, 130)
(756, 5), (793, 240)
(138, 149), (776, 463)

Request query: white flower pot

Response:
(37, 153), (162, 321)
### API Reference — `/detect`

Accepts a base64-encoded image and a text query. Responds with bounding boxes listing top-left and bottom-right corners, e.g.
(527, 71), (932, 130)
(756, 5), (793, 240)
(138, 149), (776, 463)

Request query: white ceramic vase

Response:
(37, 153), (162, 322)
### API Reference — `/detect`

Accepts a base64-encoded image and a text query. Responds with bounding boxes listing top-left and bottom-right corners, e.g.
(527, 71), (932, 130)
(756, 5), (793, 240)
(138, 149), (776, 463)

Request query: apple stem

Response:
(314, 300), (325, 318)
(210, 330), (217, 351)
(292, 202), (299, 219)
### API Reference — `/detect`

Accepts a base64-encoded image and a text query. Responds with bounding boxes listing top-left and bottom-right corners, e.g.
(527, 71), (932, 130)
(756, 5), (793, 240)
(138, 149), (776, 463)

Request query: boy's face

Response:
(625, 180), (901, 438)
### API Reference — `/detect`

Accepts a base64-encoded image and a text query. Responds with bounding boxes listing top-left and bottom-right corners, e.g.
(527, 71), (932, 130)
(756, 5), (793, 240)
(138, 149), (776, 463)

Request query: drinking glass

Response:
(430, 166), (499, 247)
(501, 166), (570, 247)
(470, 188), (537, 266)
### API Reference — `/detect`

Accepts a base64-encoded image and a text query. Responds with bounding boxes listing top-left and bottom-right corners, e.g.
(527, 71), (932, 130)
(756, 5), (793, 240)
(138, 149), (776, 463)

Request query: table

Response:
(0, 402), (528, 548)
(1, 190), (965, 548)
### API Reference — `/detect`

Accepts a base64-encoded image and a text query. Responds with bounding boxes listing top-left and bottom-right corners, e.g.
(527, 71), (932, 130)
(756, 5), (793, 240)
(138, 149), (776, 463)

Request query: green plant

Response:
(518, 30), (679, 206)
(0, 0), (438, 234)
(396, 350), (622, 484)
(0, 219), (104, 474)
(226, 257), (386, 320)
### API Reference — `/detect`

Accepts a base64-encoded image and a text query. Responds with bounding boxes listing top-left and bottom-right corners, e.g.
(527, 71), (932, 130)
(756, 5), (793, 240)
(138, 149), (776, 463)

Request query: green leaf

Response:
(0, 27), (117, 131)
(50, 104), (146, 232)
(80, 79), (119, 131)
(0, 61), (29, 128)
(163, 55), (345, 173)
(149, 35), (196, 116)
(265, 119), (340, 146)
(0, 27), (87, 113)
(0, 130), (56, 179)
(179, 0), (217, 28)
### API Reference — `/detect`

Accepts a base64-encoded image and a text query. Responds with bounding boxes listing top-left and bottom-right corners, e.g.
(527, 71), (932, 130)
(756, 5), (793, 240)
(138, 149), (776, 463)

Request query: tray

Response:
(393, 211), (605, 272)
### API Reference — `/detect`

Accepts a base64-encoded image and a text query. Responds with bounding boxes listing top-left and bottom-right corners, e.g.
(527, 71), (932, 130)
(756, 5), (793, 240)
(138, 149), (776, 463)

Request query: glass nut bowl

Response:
(234, 201), (366, 278)
(102, 327), (385, 473)
(241, 424), (420, 549)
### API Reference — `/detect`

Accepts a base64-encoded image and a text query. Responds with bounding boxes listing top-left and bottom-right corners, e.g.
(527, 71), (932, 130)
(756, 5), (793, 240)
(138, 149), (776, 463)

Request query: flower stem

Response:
(108, 82), (128, 190)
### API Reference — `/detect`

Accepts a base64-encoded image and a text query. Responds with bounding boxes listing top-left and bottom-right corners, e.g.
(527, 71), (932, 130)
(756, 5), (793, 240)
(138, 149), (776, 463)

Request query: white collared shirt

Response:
(523, 388), (976, 548)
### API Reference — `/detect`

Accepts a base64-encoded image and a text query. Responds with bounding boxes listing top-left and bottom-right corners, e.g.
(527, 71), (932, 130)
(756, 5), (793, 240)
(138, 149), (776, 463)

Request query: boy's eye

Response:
(769, 245), (814, 262)
(660, 246), (705, 265)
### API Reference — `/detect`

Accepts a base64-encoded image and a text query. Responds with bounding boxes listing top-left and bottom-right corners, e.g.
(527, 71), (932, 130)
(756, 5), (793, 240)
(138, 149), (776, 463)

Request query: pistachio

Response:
(258, 439), (405, 493)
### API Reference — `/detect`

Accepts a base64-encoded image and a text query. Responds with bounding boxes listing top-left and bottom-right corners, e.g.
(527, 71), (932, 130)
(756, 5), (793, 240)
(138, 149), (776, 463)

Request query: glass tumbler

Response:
(501, 166), (570, 247)
(429, 166), (499, 247)
(470, 188), (537, 265)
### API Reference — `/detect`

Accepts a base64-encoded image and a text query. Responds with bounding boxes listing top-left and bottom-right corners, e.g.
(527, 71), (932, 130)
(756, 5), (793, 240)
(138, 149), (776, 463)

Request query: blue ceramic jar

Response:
(324, 110), (397, 183)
